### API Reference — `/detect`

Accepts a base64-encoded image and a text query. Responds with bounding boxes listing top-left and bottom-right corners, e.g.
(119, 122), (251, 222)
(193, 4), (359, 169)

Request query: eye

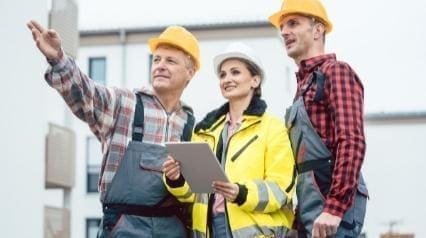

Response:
(167, 58), (177, 64)
(152, 57), (160, 63)
(219, 71), (226, 79)
(287, 19), (298, 27)
(282, 19), (298, 29)
(231, 69), (240, 76)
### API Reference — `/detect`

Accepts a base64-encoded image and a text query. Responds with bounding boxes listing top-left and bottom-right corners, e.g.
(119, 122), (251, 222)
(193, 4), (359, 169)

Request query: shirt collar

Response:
(135, 86), (155, 96)
(297, 53), (336, 80)
(134, 87), (192, 114)
(225, 113), (243, 128)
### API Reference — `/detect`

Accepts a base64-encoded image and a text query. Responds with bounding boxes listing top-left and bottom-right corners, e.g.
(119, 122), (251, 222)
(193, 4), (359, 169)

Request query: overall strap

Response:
(132, 93), (144, 141)
(301, 69), (326, 102)
(312, 70), (326, 102)
(180, 106), (195, 141)
(304, 61), (334, 102)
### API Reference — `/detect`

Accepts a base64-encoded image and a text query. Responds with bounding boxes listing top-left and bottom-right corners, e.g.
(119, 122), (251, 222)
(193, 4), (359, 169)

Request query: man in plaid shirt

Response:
(269, 0), (369, 237)
(28, 20), (200, 237)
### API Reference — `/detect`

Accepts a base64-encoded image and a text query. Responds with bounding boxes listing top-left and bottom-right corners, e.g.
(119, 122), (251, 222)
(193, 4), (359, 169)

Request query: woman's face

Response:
(218, 59), (260, 101)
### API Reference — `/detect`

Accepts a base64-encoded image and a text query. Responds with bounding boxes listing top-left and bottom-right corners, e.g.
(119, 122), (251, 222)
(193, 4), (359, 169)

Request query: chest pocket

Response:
(131, 142), (169, 206)
(230, 135), (259, 162)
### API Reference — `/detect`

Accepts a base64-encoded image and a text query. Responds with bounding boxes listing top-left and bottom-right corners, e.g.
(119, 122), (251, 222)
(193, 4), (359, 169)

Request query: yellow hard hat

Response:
(148, 26), (200, 71)
(268, 0), (333, 33)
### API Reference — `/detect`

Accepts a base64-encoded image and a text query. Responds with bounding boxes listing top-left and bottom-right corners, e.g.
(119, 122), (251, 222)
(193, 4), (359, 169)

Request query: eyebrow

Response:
(222, 66), (241, 71)
(153, 55), (180, 61)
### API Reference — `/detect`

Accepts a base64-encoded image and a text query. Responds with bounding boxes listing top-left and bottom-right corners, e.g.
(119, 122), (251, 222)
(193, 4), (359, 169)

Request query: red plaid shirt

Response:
(296, 54), (366, 217)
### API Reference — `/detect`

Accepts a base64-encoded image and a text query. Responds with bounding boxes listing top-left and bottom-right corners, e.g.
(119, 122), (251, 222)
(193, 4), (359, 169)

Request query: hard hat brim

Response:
(213, 52), (264, 80)
(268, 10), (333, 33)
(268, 10), (286, 29)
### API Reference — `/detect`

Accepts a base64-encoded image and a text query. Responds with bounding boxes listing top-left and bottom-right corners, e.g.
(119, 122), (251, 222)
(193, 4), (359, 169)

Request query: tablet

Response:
(165, 142), (229, 193)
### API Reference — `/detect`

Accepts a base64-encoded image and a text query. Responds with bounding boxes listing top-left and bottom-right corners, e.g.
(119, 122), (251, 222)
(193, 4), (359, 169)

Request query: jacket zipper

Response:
(219, 120), (261, 237)
(204, 119), (260, 237)
(164, 113), (170, 141)
(154, 96), (174, 142)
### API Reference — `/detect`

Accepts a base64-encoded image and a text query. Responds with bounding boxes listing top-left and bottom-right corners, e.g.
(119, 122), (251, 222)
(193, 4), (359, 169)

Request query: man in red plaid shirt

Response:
(269, 0), (369, 237)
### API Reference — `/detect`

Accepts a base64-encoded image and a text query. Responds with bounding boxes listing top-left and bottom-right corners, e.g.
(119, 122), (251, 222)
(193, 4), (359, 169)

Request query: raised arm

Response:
(27, 20), (134, 141)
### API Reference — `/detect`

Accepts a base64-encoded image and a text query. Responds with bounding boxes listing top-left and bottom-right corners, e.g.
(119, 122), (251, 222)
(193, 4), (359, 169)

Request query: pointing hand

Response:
(27, 20), (63, 61)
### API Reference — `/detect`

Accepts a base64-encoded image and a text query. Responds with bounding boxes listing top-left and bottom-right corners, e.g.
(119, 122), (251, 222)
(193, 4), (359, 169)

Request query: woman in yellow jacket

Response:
(163, 42), (295, 238)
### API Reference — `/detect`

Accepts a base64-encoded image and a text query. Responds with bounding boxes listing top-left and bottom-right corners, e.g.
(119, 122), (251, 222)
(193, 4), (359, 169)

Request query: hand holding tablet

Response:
(165, 142), (229, 193)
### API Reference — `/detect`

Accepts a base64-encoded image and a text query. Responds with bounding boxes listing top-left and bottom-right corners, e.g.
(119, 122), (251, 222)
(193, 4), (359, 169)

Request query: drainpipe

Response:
(365, 111), (426, 123)
(119, 29), (127, 87)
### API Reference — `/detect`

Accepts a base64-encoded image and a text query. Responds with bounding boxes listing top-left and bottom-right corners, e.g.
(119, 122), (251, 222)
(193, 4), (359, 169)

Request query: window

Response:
(148, 54), (153, 82)
(86, 136), (102, 193)
(89, 57), (106, 85)
(86, 218), (101, 238)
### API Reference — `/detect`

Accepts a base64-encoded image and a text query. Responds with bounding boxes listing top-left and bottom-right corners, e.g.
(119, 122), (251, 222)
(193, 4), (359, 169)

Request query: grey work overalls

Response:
(285, 70), (368, 238)
(97, 93), (193, 238)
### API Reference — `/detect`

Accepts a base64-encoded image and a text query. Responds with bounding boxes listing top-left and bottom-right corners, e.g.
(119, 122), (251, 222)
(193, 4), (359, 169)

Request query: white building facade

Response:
(2, 0), (426, 237)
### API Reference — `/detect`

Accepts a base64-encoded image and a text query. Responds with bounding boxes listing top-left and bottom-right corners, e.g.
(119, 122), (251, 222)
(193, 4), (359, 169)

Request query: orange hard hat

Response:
(148, 26), (201, 70)
(269, 0), (333, 33)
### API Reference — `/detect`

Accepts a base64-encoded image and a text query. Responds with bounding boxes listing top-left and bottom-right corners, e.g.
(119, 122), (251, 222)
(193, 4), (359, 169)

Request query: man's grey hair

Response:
(156, 43), (196, 71)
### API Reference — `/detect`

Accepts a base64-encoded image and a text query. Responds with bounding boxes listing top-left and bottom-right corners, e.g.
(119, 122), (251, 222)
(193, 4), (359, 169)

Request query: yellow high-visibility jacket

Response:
(165, 97), (295, 238)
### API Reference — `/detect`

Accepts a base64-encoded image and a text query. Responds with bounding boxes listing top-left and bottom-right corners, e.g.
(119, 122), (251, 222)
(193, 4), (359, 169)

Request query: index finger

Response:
(212, 181), (231, 187)
(29, 20), (46, 33)
(163, 158), (176, 167)
(312, 224), (320, 238)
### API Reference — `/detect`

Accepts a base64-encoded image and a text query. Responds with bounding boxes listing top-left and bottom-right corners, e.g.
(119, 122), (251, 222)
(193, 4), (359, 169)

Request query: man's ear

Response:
(187, 67), (195, 80)
(184, 69), (195, 87)
(314, 23), (325, 40)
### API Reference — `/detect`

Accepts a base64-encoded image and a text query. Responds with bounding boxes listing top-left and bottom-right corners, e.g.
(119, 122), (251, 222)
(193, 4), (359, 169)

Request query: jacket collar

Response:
(194, 96), (266, 132)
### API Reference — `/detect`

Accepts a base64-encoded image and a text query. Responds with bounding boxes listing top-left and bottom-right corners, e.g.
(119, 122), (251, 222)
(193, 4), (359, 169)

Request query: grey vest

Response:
(98, 93), (194, 238)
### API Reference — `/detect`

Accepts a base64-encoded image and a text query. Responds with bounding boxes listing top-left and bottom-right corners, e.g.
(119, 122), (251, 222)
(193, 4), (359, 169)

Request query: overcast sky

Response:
(78, 0), (282, 30)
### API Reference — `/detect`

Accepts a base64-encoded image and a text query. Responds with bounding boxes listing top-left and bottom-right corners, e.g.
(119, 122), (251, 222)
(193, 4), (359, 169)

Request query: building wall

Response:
(364, 120), (426, 237)
(0, 0), (67, 237)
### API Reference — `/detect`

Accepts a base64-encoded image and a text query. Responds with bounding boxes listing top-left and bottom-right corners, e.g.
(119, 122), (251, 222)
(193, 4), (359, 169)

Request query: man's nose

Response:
(154, 60), (166, 70)
(280, 25), (290, 38)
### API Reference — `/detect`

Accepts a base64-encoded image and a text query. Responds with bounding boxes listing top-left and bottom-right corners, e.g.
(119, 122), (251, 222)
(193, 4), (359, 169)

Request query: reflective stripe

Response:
(267, 181), (287, 206)
(191, 225), (288, 238)
(176, 190), (192, 200)
(232, 225), (288, 238)
(192, 229), (206, 238)
(195, 194), (209, 204)
(254, 180), (269, 212)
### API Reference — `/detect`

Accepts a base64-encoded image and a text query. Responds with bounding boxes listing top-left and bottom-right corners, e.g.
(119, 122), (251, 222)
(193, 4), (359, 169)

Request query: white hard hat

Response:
(213, 42), (264, 80)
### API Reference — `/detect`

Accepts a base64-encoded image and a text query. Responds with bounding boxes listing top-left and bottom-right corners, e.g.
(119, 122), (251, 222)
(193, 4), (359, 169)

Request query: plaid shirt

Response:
(45, 56), (192, 200)
(295, 54), (366, 217)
